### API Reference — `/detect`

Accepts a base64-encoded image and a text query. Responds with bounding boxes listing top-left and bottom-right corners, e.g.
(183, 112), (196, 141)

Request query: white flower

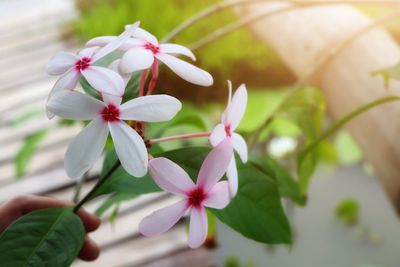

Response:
(46, 22), (140, 98)
(139, 138), (233, 248)
(86, 27), (213, 87)
(209, 82), (248, 196)
(46, 90), (181, 179)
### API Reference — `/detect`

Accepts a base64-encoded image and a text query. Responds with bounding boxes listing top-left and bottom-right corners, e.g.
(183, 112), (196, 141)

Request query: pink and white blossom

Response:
(46, 22), (140, 99)
(139, 138), (233, 248)
(209, 82), (248, 197)
(86, 27), (213, 87)
(46, 90), (181, 179)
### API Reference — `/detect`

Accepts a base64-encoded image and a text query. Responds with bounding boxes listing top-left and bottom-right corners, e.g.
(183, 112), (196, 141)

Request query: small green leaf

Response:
(80, 77), (99, 99)
(0, 208), (85, 267)
(335, 198), (360, 226)
(15, 129), (49, 178)
(211, 162), (292, 244)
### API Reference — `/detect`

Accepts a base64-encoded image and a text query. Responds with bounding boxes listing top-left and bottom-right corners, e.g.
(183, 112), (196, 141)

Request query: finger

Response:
(9, 195), (101, 232)
(76, 208), (101, 232)
(78, 236), (100, 261)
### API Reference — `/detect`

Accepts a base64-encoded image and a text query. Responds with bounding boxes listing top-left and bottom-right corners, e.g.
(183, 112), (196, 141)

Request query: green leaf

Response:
(211, 162), (292, 244)
(91, 149), (161, 199)
(15, 129), (49, 178)
(80, 77), (99, 99)
(0, 208), (85, 267)
(251, 156), (305, 205)
(335, 198), (360, 226)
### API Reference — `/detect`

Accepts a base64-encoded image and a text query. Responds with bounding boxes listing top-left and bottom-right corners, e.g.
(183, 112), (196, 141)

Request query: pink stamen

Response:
(100, 104), (120, 122)
(144, 42), (160, 54)
(75, 57), (91, 71)
(225, 125), (232, 137)
(187, 188), (206, 208)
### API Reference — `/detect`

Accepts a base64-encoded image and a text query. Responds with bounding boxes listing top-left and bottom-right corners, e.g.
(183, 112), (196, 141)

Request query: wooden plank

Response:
(137, 248), (213, 267)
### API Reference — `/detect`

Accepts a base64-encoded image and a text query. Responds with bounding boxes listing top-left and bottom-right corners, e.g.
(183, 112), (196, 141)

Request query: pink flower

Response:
(139, 138), (233, 248)
(46, 90), (181, 179)
(86, 27), (213, 87)
(46, 22), (140, 99)
(209, 82), (248, 197)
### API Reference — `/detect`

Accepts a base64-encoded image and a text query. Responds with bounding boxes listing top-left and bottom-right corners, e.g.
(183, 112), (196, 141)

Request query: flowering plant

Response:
(2, 10), (400, 265)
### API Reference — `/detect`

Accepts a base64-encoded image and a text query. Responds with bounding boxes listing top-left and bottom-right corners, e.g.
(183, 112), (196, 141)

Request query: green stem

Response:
(73, 160), (121, 212)
(298, 96), (400, 163)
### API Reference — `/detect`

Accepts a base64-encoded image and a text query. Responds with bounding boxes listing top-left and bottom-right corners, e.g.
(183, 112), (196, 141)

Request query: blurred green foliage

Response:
(72, 0), (281, 76)
(335, 198), (360, 226)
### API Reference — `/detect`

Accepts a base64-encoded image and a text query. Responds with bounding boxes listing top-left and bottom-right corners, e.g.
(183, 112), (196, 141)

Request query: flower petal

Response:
(102, 93), (122, 106)
(133, 27), (159, 45)
(92, 21), (140, 62)
(82, 66), (125, 96)
(156, 53), (213, 86)
(159, 44), (196, 61)
(64, 118), (108, 178)
(232, 133), (248, 163)
(188, 206), (207, 249)
(109, 59), (131, 87)
(209, 123), (226, 146)
(226, 84), (247, 130)
(197, 138), (233, 192)
(120, 47), (154, 73)
(46, 52), (77, 75)
(139, 200), (188, 237)
(203, 181), (231, 209)
(148, 157), (195, 196)
(78, 47), (98, 58)
(227, 156), (239, 197)
(46, 90), (104, 120)
(86, 36), (143, 51)
(48, 68), (80, 96)
(120, 95), (181, 122)
(109, 121), (148, 177)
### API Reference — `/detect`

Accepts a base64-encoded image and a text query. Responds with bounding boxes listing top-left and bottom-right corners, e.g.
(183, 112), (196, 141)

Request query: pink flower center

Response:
(101, 104), (120, 122)
(75, 57), (91, 71)
(144, 42), (160, 54)
(225, 125), (232, 137)
(188, 188), (206, 208)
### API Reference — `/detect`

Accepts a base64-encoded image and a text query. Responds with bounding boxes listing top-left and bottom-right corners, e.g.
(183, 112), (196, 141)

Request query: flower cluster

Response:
(46, 22), (248, 248)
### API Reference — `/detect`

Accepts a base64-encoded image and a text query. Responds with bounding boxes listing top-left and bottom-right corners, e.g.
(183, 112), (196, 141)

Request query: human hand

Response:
(0, 195), (101, 261)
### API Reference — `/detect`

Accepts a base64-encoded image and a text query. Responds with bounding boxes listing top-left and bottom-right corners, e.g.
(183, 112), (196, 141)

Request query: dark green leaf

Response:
(251, 156), (305, 205)
(211, 162), (292, 244)
(91, 149), (161, 198)
(15, 129), (49, 178)
(80, 76), (99, 99)
(0, 208), (85, 267)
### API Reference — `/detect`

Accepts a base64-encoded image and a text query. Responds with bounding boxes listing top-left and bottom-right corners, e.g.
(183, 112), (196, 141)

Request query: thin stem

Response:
(162, 0), (400, 43)
(150, 132), (211, 144)
(147, 60), (159, 96)
(188, 6), (295, 51)
(247, 116), (275, 149)
(139, 69), (148, 97)
(298, 96), (400, 164)
(73, 160), (121, 212)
